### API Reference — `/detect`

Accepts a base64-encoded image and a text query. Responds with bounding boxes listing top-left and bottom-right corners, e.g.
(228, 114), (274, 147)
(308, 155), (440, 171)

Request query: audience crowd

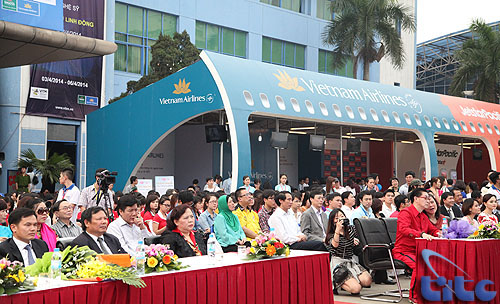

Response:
(2, 167), (499, 304)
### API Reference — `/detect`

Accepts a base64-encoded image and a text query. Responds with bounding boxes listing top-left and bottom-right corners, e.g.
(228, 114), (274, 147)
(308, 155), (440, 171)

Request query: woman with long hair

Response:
(152, 195), (171, 235)
(478, 194), (499, 225)
(428, 177), (442, 199)
(424, 194), (444, 230)
(325, 208), (371, 295)
(142, 194), (159, 233)
(460, 198), (480, 229)
(324, 176), (335, 195)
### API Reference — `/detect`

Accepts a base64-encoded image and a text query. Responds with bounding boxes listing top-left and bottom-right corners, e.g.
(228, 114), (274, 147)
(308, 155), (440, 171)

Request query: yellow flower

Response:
(0, 263), (5, 270)
(147, 257), (158, 268)
(285, 247), (290, 257)
(479, 224), (485, 230)
(249, 247), (256, 254)
(18, 270), (25, 282)
(472, 230), (479, 237)
(251, 240), (258, 247)
(7, 274), (19, 282)
(173, 255), (178, 261)
(265, 244), (276, 257)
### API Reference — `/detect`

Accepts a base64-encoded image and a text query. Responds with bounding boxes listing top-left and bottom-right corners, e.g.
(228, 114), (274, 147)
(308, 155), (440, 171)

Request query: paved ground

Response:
(334, 276), (412, 304)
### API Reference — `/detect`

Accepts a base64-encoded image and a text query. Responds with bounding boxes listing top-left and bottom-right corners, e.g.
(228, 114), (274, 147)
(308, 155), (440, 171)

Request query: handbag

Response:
(332, 234), (349, 284)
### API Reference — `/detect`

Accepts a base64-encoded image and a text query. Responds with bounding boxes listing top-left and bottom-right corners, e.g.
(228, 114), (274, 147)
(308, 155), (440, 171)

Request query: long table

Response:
(416, 238), (500, 304)
(3, 250), (334, 304)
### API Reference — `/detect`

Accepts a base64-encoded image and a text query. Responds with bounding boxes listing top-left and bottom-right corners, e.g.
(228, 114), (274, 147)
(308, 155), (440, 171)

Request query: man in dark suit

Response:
(0, 208), (49, 265)
(300, 189), (328, 242)
(71, 207), (126, 254)
(439, 192), (463, 220)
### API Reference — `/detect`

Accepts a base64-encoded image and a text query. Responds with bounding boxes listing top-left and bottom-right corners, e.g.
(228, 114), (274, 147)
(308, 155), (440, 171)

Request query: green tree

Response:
(17, 149), (74, 191)
(450, 20), (500, 103)
(110, 30), (200, 103)
(322, 0), (415, 80)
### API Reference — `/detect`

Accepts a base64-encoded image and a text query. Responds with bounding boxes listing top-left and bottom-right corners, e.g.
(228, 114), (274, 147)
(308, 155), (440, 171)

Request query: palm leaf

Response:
(17, 149), (74, 186)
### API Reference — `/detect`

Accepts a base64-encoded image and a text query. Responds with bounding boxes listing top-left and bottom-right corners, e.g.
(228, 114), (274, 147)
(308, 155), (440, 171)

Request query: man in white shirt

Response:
(398, 171), (415, 196)
(107, 194), (152, 255)
(0, 208), (48, 264)
(268, 191), (326, 251)
(203, 177), (220, 192)
(341, 191), (356, 219)
(79, 168), (115, 212)
(381, 189), (397, 217)
(56, 168), (81, 224)
(332, 178), (346, 194)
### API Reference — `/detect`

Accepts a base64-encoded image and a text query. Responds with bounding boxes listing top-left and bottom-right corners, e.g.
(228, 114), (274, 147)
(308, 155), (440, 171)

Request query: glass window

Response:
(318, 50), (326, 73)
(261, 0), (302, 13)
(317, 0), (333, 20)
(222, 28), (235, 55)
(195, 22), (206, 49)
(206, 24), (219, 52)
(127, 45), (142, 74)
(284, 42), (294, 66)
(128, 6), (144, 36)
(162, 14), (176, 36)
(115, 44), (126, 71)
(115, 3), (127, 33)
(262, 37), (271, 62)
(115, 33), (126, 42)
(295, 44), (305, 69)
(318, 49), (353, 77)
(147, 11), (162, 39)
(235, 31), (246, 57)
(271, 39), (282, 64)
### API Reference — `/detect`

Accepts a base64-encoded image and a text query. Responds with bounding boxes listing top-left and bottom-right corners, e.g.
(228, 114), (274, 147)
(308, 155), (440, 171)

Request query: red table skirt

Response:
(416, 239), (500, 303)
(3, 253), (334, 304)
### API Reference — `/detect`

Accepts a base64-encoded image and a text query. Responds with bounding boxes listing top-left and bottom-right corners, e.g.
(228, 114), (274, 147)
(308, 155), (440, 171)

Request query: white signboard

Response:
(155, 176), (175, 195)
(137, 179), (153, 197)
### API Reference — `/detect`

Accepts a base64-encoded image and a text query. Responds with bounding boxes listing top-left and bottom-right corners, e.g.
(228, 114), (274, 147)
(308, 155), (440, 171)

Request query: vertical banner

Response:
(26, 0), (105, 120)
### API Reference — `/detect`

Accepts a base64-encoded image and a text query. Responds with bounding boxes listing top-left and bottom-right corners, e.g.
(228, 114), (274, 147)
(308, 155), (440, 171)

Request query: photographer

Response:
(325, 208), (372, 295)
(79, 168), (115, 213)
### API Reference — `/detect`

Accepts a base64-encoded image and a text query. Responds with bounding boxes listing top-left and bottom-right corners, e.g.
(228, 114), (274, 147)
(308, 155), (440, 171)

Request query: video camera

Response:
(96, 170), (117, 190)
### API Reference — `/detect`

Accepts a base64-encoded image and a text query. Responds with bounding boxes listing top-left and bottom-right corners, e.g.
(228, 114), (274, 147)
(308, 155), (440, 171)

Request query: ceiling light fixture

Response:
(289, 130), (307, 135)
(369, 138), (383, 141)
(401, 141), (414, 144)
(289, 126), (316, 131)
(258, 133), (262, 142)
(346, 132), (372, 136)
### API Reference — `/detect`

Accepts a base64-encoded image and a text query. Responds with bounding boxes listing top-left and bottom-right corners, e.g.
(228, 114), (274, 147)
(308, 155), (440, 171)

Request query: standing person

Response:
(51, 199), (82, 238)
(275, 174), (291, 192)
(258, 189), (276, 233)
(325, 208), (371, 295)
(324, 176), (335, 195)
(222, 175), (232, 194)
(460, 198), (480, 229)
(213, 195), (246, 252)
(254, 178), (262, 191)
(371, 173), (382, 191)
(214, 175), (223, 190)
(398, 171), (415, 196)
(152, 195), (171, 235)
(439, 192), (463, 220)
(392, 189), (440, 304)
(123, 176), (138, 194)
(56, 168), (81, 224)
(203, 177), (220, 192)
(341, 192), (356, 219)
(106, 194), (152, 255)
(79, 168), (115, 212)
(0, 208), (49, 264)
(428, 177), (442, 198)
(241, 175), (256, 194)
(233, 188), (260, 240)
(478, 194), (499, 225)
(291, 192), (303, 225)
(71, 207), (126, 254)
(300, 189), (328, 242)
(381, 189), (396, 217)
(15, 167), (31, 193)
(198, 193), (218, 233)
(349, 191), (375, 224)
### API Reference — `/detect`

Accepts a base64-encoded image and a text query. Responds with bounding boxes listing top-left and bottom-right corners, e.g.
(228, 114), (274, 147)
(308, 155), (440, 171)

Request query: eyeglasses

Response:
(59, 206), (73, 211)
(417, 196), (429, 200)
(240, 193), (252, 198)
(37, 208), (49, 215)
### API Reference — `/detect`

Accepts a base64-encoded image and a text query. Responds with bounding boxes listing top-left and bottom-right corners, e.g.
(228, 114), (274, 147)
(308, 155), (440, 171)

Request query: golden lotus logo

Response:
(273, 70), (305, 92)
(173, 79), (191, 94)
(24, 3), (32, 9)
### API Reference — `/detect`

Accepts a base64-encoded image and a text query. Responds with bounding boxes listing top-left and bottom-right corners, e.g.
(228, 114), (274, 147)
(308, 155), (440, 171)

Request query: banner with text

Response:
(26, 0), (104, 120)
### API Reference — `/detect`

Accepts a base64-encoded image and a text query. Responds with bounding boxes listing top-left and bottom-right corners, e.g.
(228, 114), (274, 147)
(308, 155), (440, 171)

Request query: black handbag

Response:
(332, 264), (350, 283)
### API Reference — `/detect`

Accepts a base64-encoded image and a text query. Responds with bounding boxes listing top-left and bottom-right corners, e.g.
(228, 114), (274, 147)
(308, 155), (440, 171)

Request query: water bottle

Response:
(441, 217), (448, 236)
(135, 240), (145, 275)
(50, 248), (62, 280)
(207, 233), (216, 264)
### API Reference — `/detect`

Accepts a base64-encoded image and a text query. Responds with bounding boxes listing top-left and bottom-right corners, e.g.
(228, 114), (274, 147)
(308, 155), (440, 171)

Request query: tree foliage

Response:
(109, 30), (200, 103)
(450, 20), (500, 103)
(17, 149), (74, 188)
(322, 0), (415, 80)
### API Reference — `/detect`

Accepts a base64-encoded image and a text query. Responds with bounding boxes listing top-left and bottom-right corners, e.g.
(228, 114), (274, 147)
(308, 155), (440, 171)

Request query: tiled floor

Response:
(333, 276), (412, 304)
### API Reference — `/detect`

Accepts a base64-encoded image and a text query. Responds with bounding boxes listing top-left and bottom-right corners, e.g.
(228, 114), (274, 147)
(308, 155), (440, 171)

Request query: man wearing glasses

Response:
(392, 188), (441, 304)
(51, 199), (82, 238)
(233, 188), (260, 240)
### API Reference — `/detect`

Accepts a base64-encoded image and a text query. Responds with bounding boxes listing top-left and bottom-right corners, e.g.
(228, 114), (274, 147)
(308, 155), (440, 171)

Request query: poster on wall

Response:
(137, 179), (153, 197)
(0, 0), (63, 31)
(25, 0), (104, 120)
(155, 176), (175, 195)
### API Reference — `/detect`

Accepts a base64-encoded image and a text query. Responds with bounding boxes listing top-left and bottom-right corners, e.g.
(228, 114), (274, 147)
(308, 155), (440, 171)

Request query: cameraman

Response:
(79, 168), (115, 213)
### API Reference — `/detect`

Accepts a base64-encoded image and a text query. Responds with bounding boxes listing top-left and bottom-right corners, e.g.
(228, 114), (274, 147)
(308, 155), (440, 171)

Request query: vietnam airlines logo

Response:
(273, 70), (305, 92)
(24, 3), (32, 9)
(173, 79), (191, 94)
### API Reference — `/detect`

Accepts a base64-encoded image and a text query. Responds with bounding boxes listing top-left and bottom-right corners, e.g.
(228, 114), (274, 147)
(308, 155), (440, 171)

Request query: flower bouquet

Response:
(0, 258), (34, 295)
(443, 220), (475, 239)
(468, 221), (500, 239)
(144, 244), (186, 273)
(246, 231), (290, 260)
(74, 259), (145, 288)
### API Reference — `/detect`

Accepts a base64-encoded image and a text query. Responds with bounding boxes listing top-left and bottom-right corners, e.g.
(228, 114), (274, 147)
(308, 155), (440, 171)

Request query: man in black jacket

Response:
(0, 208), (49, 265)
(71, 207), (126, 254)
(439, 192), (463, 220)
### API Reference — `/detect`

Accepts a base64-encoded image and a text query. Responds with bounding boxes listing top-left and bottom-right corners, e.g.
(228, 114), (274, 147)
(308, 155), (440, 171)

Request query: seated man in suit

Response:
(300, 189), (328, 242)
(0, 207), (49, 265)
(439, 192), (463, 220)
(71, 207), (126, 254)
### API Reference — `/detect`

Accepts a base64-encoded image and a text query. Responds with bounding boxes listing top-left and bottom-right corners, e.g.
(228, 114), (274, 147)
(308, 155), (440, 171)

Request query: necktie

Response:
(25, 244), (35, 266)
(448, 208), (455, 220)
(97, 237), (111, 254)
